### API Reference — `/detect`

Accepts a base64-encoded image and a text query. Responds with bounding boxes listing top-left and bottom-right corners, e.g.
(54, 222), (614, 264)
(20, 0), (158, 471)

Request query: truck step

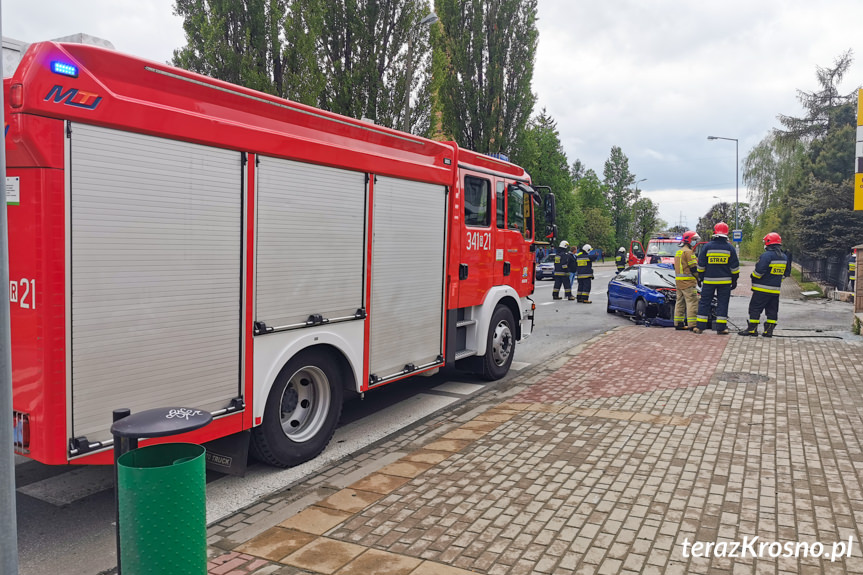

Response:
(456, 319), (476, 328)
(454, 349), (477, 360)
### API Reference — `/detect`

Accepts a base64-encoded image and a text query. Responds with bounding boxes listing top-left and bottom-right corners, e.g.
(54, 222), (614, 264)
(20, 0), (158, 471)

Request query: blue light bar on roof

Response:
(51, 61), (78, 78)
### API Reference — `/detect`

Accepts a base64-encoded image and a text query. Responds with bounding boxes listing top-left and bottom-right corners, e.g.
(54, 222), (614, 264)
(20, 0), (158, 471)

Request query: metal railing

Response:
(796, 254), (853, 290)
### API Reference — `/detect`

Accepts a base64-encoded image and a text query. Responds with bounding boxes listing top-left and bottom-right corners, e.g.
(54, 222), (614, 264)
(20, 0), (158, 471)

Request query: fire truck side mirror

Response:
(544, 193), (556, 225)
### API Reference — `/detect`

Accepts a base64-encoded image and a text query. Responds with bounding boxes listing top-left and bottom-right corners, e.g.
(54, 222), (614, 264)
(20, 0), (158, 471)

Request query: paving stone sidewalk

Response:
(207, 319), (863, 574)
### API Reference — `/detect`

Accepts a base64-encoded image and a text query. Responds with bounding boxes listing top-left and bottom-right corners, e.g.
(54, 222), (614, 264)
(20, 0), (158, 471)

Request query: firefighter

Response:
(615, 246), (627, 272)
(552, 240), (576, 300)
(738, 232), (787, 338)
(693, 222), (739, 335)
(848, 249), (857, 291)
(673, 231), (700, 330)
(575, 244), (597, 303)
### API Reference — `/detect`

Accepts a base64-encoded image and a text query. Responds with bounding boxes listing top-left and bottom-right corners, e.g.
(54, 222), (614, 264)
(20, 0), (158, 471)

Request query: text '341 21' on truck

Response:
(6, 41), (556, 468)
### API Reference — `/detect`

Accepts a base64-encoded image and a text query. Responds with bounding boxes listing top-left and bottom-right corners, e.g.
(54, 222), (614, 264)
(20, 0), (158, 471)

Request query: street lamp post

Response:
(707, 136), (739, 232)
(402, 12), (438, 133)
(635, 178), (646, 194)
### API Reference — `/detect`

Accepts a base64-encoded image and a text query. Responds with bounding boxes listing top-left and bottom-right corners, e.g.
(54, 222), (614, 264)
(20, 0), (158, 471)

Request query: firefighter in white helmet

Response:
(615, 246), (627, 272)
(552, 240), (576, 300)
(575, 244), (597, 303)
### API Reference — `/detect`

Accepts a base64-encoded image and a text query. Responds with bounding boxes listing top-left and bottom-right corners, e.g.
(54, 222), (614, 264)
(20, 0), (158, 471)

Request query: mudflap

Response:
(204, 430), (251, 477)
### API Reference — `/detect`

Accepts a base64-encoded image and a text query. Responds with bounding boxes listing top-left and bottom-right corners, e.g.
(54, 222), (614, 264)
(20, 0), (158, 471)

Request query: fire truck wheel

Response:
(252, 349), (344, 468)
(482, 305), (516, 381)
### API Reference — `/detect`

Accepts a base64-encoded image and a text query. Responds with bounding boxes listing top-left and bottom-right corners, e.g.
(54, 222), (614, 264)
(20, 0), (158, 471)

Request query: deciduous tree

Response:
(432, 0), (537, 152)
(173, 0), (285, 95)
(602, 146), (637, 247)
(630, 197), (661, 247)
(512, 110), (580, 244)
(174, 0), (435, 131)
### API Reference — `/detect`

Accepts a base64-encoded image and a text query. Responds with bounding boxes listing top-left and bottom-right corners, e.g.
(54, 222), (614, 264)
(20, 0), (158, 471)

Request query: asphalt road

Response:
(13, 262), (857, 575)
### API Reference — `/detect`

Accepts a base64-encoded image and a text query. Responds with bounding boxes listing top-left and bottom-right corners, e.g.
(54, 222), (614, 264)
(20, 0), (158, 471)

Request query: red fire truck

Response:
(7, 42), (552, 467)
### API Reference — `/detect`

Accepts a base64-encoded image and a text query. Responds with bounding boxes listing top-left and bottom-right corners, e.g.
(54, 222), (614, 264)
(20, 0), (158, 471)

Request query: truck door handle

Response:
(459, 264), (469, 280)
(503, 262), (511, 276)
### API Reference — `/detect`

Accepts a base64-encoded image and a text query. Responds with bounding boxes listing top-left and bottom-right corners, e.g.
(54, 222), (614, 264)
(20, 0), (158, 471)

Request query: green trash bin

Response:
(117, 443), (207, 575)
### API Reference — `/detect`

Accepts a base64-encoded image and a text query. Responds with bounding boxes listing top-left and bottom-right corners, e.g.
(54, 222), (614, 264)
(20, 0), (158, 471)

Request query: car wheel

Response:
(481, 305), (516, 381)
(634, 299), (647, 320)
(252, 348), (344, 468)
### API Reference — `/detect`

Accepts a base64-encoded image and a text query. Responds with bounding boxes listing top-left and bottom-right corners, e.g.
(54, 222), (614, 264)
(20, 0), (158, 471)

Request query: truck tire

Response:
(252, 348), (343, 468)
(481, 305), (516, 381)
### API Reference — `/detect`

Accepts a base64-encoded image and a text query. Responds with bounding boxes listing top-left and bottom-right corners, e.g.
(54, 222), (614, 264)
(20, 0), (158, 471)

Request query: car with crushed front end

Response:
(606, 263), (678, 326)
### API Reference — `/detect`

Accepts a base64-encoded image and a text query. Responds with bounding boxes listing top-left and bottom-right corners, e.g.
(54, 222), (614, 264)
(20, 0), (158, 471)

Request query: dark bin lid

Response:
(110, 407), (213, 439)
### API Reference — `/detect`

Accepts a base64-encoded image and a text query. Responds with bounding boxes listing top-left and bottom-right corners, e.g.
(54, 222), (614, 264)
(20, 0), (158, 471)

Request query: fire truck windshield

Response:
(646, 241), (678, 257)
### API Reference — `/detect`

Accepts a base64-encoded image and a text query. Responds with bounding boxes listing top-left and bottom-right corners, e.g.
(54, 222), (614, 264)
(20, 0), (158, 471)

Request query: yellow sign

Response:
(859, 88), (863, 127)
(857, 173), (863, 211)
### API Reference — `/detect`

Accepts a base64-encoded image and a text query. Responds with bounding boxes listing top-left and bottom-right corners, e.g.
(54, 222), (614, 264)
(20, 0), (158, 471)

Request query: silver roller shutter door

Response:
(255, 157), (366, 328)
(70, 123), (243, 444)
(369, 176), (446, 381)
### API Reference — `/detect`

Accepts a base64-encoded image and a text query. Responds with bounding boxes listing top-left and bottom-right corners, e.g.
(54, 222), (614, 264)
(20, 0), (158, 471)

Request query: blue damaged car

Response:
(606, 263), (678, 326)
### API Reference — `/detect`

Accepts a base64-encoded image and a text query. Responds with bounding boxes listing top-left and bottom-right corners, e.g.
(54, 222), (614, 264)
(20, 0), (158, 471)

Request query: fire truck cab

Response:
(6, 41), (548, 467)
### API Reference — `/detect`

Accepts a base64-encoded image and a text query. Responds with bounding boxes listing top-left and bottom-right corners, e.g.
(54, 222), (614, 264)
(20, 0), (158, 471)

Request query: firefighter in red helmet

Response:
(673, 231), (700, 329)
(693, 222), (739, 334)
(738, 232), (788, 337)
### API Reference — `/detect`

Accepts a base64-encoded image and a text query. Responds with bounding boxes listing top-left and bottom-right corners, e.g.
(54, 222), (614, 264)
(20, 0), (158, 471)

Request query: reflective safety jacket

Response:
(673, 244), (698, 289)
(696, 237), (740, 285)
(849, 253), (857, 281)
(575, 250), (596, 279)
(615, 252), (626, 271)
(553, 247), (575, 276)
(751, 245), (787, 295)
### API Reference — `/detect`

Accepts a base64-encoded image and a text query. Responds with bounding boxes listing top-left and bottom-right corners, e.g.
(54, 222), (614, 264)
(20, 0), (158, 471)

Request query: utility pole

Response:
(1, 0), (22, 571)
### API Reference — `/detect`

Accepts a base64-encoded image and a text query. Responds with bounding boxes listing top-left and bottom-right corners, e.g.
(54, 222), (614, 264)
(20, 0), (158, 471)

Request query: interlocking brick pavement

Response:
(208, 321), (863, 574)
(514, 328), (729, 402)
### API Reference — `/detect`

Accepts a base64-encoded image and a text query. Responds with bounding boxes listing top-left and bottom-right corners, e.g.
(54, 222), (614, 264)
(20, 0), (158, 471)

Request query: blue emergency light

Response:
(50, 61), (79, 78)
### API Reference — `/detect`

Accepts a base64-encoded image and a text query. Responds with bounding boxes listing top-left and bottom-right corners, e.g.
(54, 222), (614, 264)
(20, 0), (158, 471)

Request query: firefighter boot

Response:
(566, 293), (576, 301)
(552, 292), (561, 300)
(738, 321), (759, 336)
(762, 323), (776, 338)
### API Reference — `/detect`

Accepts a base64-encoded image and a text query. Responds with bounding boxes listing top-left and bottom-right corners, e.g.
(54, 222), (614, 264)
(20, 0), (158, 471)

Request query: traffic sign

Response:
(732, 229), (743, 242)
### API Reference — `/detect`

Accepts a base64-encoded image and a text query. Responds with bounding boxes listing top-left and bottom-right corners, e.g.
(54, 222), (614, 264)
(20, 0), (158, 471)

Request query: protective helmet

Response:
(763, 232), (782, 246)
(583, 244), (593, 252)
(682, 231), (700, 246)
(618, 246), (626, 253)
(559, 240), (569, 249)
(714, 222), (729, 237)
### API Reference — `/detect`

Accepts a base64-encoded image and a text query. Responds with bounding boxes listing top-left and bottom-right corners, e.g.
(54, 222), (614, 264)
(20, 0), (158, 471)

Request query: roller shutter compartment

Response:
(369, 177), (446, 382)
(69, 123), (243, 446)
(255, 157), (366, 329)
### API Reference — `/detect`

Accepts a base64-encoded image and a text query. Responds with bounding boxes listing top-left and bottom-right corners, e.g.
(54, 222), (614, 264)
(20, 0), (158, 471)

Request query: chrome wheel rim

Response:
(491, 319), (513, 366)
(279, 366), (331, 442)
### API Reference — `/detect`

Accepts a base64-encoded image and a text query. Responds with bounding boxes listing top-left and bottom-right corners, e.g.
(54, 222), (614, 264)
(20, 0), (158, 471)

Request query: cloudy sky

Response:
(3, 0), (862, 229)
